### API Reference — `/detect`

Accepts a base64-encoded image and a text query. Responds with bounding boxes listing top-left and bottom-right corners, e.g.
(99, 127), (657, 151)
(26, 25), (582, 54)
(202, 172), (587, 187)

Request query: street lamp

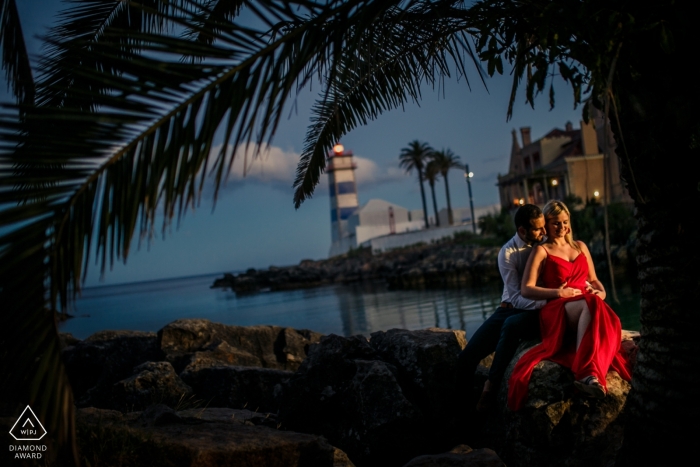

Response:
(464, 165), (476, 234)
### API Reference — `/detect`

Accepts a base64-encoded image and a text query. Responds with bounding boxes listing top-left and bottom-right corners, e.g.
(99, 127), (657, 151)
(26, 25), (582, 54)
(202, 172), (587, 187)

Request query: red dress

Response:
(507, 247), (632, 411)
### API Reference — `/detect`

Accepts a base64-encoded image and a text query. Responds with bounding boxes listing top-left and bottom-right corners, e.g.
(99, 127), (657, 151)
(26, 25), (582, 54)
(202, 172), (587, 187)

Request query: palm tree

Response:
(431, 149), (462, 225)
(424, 159), (441, 227)
(1, 1), (697, 464)
(399, 140), (433, 229)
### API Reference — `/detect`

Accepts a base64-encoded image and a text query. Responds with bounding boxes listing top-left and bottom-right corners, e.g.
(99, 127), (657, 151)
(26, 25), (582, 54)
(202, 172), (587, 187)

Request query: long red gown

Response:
(507, 247), (632, 411)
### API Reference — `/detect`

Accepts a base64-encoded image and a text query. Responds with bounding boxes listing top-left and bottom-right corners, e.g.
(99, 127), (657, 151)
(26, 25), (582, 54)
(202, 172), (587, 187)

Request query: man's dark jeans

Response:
(456, 306), (540, 393)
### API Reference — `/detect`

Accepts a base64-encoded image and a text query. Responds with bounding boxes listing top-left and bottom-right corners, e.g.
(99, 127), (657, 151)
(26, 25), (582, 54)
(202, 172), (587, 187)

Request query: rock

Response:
(180, 365), (292, 413)
(59, 332), (80, 349)
(158, 319), (322, 372)
(212, 243), (505, 293)
(178, 341), (261, 373)
(177, 407), (280, 429)
(486, 341), (631, 467)
(278, 329), (477, 465)
(110, 361), (193, 411)
(279, 334), (425, 466)
(403, 445), (506, 467)
(369, 328), (467, 422)
(62, 330), (162, 405)
(74, 407), (355, 467)
(135, 404), (183, 426)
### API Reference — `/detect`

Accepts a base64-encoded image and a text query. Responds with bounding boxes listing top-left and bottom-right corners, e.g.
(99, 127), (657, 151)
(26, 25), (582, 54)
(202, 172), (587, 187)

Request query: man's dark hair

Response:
(514, 204), (543, 230)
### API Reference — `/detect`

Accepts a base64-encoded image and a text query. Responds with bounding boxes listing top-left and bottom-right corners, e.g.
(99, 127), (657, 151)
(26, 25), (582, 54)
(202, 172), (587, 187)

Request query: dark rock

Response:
(135, 404), (183, 427)
(210, 272), (236, 289)
(59, 332), (80, 349)
(180, 365), (292, 413)
(486, 340), (632, 467)
(108, 361), (192, 412)
(279, 334), (426, 466)
(403, 445), (506, 467)
(369, 328), (467, 422)
(177, 341), (261, 374)
(158, 319), (322, 372)
(62, 330), (162, 405)
(211, 243), (505, 293)
(74, 407), (355, 467)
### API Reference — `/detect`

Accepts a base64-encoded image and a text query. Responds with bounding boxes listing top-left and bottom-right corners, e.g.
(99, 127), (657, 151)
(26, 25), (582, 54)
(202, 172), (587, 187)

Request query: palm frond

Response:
(184, 0), (248, 47)
(0, 0), (34, 105)
(1, 2), (474, 459)
(35, 0), (196, 109)
(293, 0), (480, 207)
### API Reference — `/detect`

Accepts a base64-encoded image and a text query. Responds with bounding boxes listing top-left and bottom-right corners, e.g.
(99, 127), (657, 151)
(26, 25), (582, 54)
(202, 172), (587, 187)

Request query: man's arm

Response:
(499, 246), (546, 309)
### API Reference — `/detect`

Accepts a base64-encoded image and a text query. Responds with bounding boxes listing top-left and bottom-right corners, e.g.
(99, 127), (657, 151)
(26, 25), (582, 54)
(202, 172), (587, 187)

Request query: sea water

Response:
(59, 273), (640, 340)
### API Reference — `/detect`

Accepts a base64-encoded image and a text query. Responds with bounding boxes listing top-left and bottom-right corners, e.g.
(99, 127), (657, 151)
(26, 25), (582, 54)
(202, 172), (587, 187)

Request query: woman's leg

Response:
(564, 300), (591, 350)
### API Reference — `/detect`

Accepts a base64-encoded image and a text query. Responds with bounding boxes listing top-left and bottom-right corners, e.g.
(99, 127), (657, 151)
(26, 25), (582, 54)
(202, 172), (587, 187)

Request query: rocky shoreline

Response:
(211, 236), (636, 294)
(16, 319), (641, 467)
(211, 240), (503, 293)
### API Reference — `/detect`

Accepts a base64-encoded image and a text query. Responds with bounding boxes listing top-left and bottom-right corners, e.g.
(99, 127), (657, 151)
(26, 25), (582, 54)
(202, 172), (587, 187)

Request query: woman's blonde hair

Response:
(543, 200), (580, 251)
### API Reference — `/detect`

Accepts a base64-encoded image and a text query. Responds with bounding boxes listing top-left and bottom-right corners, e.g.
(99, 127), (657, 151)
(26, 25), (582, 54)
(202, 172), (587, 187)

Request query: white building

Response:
(348, 199), (425, 246)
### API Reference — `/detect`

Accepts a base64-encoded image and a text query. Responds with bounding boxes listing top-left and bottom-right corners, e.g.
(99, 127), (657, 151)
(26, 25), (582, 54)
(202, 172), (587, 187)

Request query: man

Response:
(456, 203), (547, 412)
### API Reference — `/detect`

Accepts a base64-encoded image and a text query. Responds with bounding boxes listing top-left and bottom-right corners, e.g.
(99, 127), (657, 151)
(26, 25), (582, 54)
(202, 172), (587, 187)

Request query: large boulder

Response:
(369, 328), (466, 422)
(279, 330), (472, 466)
(62, 330), (162, 406)
(180, 365), (292, 413)
(62, 321), (321, 412)
(402, 445), (506, 467)
(73, 407), (355, 467)
(110, 362), (193, 412)
(486, 340), (633, 467)
(158, 319), (322, 372)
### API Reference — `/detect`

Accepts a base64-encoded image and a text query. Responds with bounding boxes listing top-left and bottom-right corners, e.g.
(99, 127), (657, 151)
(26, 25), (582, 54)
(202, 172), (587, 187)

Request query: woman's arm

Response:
(578, 241), (607, 300)
(521, 245), (582, 300)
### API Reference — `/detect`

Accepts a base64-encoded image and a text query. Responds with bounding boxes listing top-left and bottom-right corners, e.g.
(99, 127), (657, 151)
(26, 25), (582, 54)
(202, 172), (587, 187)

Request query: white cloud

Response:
(353, 155), (408, 187)
(204, 143), (407, 193)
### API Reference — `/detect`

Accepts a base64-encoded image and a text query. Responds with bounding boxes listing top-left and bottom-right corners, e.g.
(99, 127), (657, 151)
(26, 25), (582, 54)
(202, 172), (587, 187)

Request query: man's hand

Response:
(558, 281), (582, 298)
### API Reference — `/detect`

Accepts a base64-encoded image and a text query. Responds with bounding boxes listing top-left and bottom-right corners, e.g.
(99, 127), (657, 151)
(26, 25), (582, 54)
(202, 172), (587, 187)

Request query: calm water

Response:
(59, 273), (640, 340)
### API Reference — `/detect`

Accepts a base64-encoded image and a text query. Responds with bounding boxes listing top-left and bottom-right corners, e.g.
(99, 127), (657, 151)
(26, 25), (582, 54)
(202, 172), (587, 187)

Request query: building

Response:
(327, 144), (360, 257)
(326, 145), (497, 257)
(496, 119), (630, 209)
(348, 199), (425, 246)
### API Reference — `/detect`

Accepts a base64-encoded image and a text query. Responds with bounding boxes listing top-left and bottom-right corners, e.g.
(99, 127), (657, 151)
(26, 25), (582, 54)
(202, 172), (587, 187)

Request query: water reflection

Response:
(60, 272), (639, 341)
(333, 282), (502, 339)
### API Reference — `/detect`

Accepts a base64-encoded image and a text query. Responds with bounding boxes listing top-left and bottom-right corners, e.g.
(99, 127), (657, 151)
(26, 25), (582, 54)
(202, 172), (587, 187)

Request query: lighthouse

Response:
(327, 144), (359, 257)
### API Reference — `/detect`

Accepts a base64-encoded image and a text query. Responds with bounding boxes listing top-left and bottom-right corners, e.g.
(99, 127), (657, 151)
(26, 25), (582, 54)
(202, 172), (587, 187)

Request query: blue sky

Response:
(6, 1), (586, 286)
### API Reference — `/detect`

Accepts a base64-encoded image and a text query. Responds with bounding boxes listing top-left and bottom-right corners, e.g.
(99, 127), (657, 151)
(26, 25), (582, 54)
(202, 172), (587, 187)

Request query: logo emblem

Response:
(9, 406), (47, 441)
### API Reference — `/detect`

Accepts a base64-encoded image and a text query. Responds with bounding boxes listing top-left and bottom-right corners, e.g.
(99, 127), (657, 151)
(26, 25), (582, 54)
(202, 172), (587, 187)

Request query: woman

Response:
(507, 200), (632, 411)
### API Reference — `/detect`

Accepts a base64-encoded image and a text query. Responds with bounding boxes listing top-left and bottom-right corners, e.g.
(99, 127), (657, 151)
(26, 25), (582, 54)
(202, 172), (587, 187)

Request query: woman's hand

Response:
(585, 280), (607, 300)
(557, 282), (582, 298)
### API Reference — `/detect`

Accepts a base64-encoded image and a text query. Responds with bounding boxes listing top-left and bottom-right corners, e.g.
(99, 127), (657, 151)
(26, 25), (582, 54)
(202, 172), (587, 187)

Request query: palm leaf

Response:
(1, 1), (481, 460)
(35, 0), (195, 110)
(293, 0), (481, 207)
(0, 0), (34, 105)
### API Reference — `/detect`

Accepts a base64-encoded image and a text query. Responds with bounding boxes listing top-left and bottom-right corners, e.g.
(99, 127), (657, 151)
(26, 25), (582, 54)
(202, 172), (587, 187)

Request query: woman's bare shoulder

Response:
(532, 243), (549, 258)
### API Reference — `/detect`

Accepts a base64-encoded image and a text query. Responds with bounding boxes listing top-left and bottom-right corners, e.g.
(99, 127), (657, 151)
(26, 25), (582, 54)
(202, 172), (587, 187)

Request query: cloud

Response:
(224, 143), (300, 184)
(204, 143), (407, 194)
(353, 156), (409, 187)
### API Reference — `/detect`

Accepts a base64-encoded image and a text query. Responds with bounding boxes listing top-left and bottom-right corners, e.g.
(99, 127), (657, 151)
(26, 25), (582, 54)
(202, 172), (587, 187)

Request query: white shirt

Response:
(498, 233), (547, 310)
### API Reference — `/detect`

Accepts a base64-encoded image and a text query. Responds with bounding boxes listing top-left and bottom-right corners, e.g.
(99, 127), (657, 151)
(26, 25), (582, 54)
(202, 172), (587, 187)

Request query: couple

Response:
(457, 200), (632, 412)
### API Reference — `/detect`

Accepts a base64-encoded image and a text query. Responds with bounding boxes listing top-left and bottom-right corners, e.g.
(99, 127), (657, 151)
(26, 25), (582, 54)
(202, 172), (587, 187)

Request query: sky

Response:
(5, 0), (587, 286)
